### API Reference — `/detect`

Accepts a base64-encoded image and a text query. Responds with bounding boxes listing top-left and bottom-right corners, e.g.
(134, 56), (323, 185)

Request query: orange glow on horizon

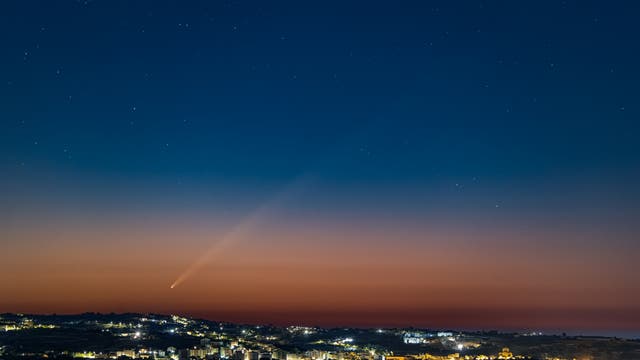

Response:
(2, 214), (639, 332)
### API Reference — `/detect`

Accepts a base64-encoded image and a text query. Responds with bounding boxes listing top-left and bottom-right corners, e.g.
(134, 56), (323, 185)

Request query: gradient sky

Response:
(1, 0), (640, 336)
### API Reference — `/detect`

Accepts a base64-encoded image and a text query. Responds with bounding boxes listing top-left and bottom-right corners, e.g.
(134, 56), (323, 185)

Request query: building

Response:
(284, 354), (302, 360)
(403, 333), (425, 344)
(273, 350), (288, 360)
(232, 350), (245, 360)
(178, 349), (190, 360)
(201, 339), (213, 348)
(219, 347), (229, 358)
(189, 348), (209, 359)
(497, 348), (514, 359)
(249, 351), (260, 360)
(116, 350), (137, 358)
(307, 350), (328, 360)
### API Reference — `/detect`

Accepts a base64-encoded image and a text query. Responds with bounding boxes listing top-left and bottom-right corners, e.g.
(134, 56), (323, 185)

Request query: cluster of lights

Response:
(0, 315), (590, 360)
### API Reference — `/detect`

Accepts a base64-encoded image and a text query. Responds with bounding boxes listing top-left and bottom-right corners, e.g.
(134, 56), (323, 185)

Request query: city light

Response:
(0, 313), (627, 360)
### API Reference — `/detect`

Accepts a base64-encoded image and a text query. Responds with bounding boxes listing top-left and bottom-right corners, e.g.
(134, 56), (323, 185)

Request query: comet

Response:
(169, 176), (312, 289)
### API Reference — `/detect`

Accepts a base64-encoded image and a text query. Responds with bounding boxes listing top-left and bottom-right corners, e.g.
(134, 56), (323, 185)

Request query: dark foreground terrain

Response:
(1, 313), (639, 360)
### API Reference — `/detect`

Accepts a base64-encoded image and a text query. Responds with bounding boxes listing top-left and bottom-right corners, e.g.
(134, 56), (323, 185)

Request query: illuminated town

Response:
(1, 314), (638, 360)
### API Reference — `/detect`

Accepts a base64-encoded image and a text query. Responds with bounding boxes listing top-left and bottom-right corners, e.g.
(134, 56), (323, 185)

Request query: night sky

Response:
(1, 1), (639, 336)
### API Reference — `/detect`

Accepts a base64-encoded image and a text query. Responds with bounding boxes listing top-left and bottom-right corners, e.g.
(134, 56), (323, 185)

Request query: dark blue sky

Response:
(3, 0), (638, 184)
(1, 1), (640, 333)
